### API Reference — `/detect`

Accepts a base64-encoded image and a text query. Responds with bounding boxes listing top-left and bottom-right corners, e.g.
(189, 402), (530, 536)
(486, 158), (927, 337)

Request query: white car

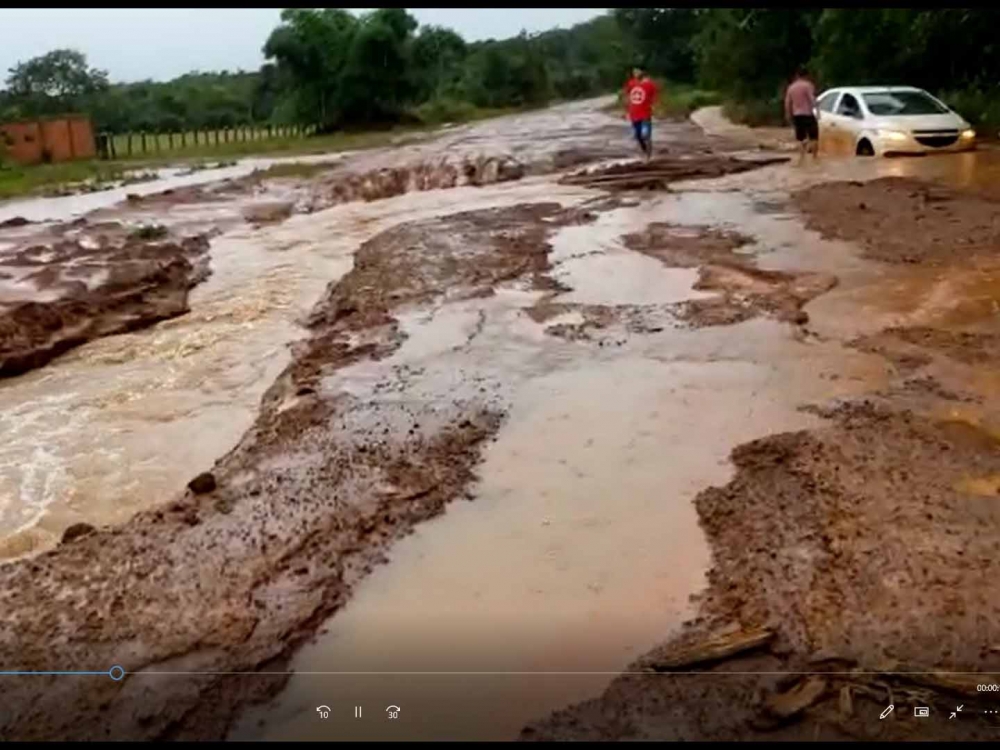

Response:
(815, 86), (976, 156)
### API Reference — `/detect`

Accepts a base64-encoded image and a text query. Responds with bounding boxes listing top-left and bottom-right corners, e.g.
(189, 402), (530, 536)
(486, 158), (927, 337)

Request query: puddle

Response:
(549, 209), (712, 306)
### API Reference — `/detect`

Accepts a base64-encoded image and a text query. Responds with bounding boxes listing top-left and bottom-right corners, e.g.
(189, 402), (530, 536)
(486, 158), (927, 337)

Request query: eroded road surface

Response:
(2, 98), (1000, 741)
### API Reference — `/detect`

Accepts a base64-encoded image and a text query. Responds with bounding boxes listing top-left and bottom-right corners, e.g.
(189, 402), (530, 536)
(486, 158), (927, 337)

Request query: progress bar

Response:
(3, 669), (1000, 677)
(0, 665), (125, 680)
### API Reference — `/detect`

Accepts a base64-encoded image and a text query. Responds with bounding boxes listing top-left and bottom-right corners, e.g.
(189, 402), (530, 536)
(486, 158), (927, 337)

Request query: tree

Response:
(410, 26), (467, 101)
(694, 9), (819, 100)
(5, 49), (108, 116)
(336, 9), (420, 123)
(263, 8), (360, 127)
(614, 9), (700, 83)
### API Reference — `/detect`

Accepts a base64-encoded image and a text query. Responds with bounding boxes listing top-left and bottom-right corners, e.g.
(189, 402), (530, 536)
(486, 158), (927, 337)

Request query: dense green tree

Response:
(4, 49), (108, 118)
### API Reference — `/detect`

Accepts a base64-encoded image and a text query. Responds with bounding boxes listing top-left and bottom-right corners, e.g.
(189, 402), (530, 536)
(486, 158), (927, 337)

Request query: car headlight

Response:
(877, 129), (909, 142)
(961, 128), (976, 139)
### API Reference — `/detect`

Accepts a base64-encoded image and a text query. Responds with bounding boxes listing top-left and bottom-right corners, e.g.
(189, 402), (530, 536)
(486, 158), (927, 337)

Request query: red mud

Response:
(794, 177), (1000, 265)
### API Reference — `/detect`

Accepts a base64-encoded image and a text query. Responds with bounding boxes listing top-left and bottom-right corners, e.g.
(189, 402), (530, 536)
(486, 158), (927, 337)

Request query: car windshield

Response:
(862, 90), (949, 116)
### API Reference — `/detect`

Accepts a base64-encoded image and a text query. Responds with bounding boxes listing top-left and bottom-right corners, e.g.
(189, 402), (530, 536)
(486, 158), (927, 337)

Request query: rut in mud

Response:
(0, 226), (211, 377)
(0, 200), (603, 741)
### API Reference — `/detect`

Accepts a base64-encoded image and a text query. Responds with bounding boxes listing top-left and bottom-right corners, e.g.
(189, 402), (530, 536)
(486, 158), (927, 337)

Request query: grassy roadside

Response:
(0, 103), (527, 201)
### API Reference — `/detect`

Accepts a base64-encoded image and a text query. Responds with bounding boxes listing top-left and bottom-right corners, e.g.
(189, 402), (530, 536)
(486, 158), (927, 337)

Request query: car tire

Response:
(856, 139), (875, 157)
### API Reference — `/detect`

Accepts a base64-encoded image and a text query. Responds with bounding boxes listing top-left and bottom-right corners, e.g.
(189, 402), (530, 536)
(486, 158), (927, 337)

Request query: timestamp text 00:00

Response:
(977, 684), (1000, 691)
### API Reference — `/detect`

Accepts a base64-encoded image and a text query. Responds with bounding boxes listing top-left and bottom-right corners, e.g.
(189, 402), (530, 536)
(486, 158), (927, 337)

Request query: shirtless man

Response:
(785, 66), (818, 163)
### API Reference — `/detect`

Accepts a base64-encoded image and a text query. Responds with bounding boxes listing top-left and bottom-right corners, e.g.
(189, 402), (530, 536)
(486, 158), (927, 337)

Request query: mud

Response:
(794, 176), (1000, 265)
(0, 226), (211, 377)
(523, 400), (1000, 742)
(521, 143), (1000, 741)
(560, 154), (789, 191)
(0, 201), (601, 741)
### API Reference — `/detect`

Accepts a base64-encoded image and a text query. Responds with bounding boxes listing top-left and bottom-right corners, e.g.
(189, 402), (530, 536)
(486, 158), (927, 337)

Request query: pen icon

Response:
(880, 704), (894, 720)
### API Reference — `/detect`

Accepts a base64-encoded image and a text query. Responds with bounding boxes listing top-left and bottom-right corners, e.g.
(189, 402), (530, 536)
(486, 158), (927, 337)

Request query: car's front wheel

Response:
(856, 139), (875, 157)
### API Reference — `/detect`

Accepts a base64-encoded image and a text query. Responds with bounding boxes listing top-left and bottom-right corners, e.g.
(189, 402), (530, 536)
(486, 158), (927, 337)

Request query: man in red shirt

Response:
(623, 65), (658, 161)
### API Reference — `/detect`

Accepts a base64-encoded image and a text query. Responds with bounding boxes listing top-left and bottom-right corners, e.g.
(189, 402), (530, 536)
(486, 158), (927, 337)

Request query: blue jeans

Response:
(631, 119), (652, 151)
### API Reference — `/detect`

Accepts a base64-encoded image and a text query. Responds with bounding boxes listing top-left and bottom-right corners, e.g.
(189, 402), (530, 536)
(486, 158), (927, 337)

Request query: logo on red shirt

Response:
(625, 78), (656, 122)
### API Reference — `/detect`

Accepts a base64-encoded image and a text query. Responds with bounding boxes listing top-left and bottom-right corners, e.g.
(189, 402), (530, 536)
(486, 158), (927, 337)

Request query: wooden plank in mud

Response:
(646, 627), (775, 671)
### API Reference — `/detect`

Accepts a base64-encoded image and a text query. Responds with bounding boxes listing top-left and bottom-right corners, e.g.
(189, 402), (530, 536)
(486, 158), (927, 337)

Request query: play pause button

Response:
(354, 706), (362, 719)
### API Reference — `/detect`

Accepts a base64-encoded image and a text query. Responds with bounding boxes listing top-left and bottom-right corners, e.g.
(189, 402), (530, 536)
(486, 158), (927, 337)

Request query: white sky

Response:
(0, 8), (609, 84)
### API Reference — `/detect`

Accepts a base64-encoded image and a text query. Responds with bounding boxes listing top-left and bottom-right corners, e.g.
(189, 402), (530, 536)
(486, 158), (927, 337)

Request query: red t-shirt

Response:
(625, 77), (657, 122)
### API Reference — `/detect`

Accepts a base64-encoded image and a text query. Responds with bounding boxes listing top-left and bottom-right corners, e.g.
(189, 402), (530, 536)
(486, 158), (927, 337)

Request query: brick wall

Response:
(0, 116), (96, 165)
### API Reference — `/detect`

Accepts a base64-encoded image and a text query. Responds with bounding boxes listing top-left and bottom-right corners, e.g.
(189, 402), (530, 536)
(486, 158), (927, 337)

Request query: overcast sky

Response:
(0, 8), (608, 83)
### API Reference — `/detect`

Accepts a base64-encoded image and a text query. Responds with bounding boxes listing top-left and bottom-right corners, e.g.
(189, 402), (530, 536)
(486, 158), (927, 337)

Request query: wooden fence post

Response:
(181, 131), (187, 148)
(193, 130), (199, 146)
(127, 133), (133, 157)
(214, 130), (220, 146)
(140, 132), (147, 153)
(168, 132), (174, 150)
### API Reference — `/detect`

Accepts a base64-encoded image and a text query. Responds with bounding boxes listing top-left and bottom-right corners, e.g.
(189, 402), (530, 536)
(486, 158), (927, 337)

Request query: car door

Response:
(816, 91), (841, 155)
(832, 92), (865, 155)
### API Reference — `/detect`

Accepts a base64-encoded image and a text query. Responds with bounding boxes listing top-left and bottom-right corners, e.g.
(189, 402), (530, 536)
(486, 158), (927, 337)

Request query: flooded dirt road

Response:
(3, 98), (1000, 741)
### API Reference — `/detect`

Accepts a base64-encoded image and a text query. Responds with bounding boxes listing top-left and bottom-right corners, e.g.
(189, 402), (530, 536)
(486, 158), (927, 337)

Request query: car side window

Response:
(837, 93), (862, 119)
(817, 92), (839, 113)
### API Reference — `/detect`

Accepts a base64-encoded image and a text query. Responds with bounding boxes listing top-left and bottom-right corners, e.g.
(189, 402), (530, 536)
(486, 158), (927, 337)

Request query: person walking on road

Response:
(785, 66), (819, 163)
(624, 65), (658, 161)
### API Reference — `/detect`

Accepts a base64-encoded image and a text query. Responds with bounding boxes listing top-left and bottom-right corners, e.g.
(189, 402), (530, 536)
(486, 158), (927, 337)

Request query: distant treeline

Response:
(1, 8), (998, 135)
(620, 8), (1000, 128)
(0, 9), (631, 134)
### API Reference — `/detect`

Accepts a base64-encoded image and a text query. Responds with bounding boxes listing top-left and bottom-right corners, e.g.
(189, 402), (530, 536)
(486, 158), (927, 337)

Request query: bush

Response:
(940, 88), (1000, 136)
(411, 96), (478, 126)
(723, 95), (785, 127)
(656, 86), (723, 119)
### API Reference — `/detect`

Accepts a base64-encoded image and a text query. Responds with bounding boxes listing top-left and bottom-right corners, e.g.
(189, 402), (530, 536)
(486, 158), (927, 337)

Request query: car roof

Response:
(821, 85), (925, 95)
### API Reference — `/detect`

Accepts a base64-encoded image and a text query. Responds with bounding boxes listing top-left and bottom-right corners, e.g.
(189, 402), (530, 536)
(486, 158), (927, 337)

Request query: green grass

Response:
(0, 161), (132, 200)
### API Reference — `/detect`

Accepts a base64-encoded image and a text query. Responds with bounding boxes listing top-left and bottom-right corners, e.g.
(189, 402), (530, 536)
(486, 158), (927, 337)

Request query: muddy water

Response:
(233, 197), (889, 741)
(0, 152), (349, 226)
(0, 178), (597, 559)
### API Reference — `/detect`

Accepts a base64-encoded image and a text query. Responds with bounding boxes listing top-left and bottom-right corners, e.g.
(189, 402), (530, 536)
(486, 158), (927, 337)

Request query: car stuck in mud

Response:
(816, 86), (977, 157)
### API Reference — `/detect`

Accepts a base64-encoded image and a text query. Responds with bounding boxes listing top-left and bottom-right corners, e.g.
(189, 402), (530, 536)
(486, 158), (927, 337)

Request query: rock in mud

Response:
(187, 472), (217, 494)
(60, 523), (96, 544)
(243, 201), (294, 226)
(0, 216), (31, 228)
